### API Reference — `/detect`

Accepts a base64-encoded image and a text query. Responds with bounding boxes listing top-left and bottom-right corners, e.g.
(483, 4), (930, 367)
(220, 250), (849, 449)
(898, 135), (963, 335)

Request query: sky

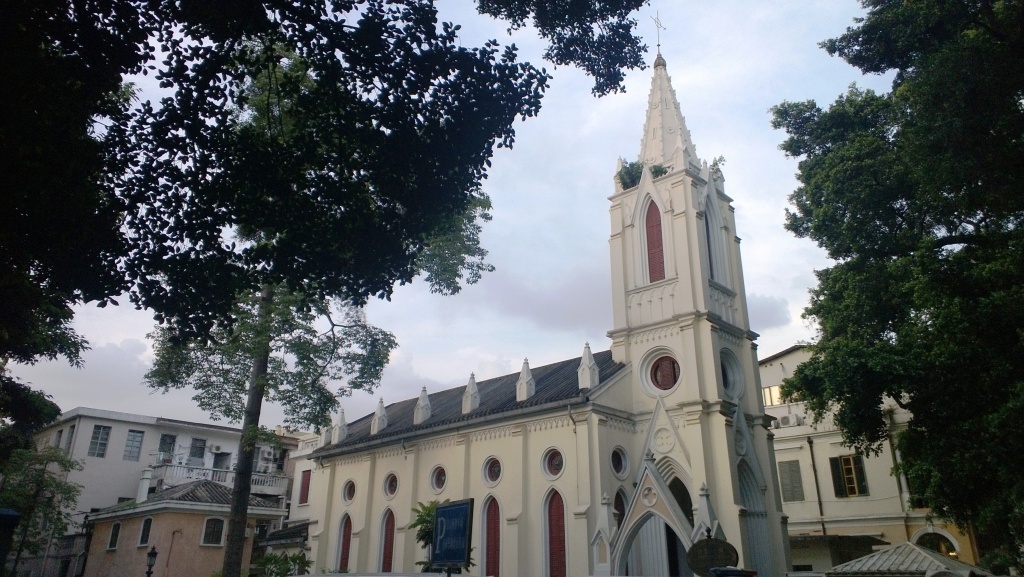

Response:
(11, 0), (894, 430)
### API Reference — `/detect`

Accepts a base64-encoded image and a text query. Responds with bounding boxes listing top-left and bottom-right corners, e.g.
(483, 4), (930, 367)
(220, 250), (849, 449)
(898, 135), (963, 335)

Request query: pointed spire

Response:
(333, 406), (347, 444)
(371, 398), (388, 435)
(462, 373), (480, 414)
(578, 342), (600, 390)
(516, 358), (536, 402)
(414, 387), (432, 425)
(691, 482), (723, 542)
(639, 54), (697, 172)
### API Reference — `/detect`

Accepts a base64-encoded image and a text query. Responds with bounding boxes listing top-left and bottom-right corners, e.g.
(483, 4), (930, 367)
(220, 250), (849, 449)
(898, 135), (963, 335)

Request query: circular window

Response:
(431, 466), (447, 492)
(611, 447), (628, 478)
(543, 448), (564, 479)
(483, 457), (502, 485)
(342, 480), (355, 503)
(383, 473), (398, 498)
(650, 356), (680, 390)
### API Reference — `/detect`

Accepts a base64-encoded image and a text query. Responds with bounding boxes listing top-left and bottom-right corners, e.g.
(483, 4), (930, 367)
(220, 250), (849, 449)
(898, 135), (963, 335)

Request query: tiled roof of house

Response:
(829, 542), (991, 577)
(316, 350), (625, 457)
(99, 480), (279, 514)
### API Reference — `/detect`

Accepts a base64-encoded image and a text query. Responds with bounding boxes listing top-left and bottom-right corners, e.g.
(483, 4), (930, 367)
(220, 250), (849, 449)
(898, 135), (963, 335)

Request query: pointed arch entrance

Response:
(612, 460), (695, 577)
(546, 490), (567, 577)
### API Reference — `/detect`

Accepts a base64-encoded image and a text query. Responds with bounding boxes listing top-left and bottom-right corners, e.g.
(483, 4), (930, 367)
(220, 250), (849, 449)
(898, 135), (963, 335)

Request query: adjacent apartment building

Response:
(21, 407), (299, 577)
(759, 345), (979, 572)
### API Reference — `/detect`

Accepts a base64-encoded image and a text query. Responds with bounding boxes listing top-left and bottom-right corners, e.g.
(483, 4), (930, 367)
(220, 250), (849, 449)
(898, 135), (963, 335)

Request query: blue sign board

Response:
(432, 498), (475, 568)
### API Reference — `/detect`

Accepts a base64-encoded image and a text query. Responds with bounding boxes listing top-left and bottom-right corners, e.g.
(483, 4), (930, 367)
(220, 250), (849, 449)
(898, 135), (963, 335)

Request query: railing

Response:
(150, 464), (289, 495)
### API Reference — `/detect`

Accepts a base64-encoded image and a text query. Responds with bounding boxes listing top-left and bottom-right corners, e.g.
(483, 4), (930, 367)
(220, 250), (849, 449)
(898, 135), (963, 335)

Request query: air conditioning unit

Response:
(208, 445), (222, 453)
(262, 449), (275, 459)
(778, 415), (803, 427)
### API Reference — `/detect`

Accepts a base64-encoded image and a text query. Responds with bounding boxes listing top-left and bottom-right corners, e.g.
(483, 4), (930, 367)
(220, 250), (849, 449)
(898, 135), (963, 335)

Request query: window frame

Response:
(107, 522), (121, 550)
(201, 517), (226, 546)
(299, 469), (312, 505)
(830, 454), (869, 497)
(123, 430), (145, 461)
(138, 517), (153, 546)
(88, 425), (112, 458)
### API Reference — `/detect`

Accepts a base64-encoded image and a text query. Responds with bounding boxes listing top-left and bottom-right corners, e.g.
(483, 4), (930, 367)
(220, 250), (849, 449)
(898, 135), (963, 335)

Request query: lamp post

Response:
(145, 546), (158, 577)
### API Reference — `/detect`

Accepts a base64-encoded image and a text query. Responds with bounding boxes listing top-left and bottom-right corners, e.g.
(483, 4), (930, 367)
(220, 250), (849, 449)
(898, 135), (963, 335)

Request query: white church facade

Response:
(296, 54), (791, 577)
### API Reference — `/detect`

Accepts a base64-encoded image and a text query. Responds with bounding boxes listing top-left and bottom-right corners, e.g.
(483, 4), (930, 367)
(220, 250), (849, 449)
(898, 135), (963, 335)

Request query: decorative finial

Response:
(651, 12), (666, 52)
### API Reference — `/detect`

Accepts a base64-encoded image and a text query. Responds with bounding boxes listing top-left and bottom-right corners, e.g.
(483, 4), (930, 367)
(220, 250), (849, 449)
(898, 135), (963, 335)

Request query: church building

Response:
(296, 54), (791, 577)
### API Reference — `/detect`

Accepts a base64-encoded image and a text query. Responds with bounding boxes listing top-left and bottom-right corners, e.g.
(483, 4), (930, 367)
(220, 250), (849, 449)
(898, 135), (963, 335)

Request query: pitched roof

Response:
(316, 350), (625, 457)
(97, 480), (279, 515)
(828, 542), (991, 577)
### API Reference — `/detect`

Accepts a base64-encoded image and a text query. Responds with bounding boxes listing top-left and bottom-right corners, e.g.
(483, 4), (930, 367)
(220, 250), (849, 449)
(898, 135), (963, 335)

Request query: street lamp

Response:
(145, 546), (158, 577)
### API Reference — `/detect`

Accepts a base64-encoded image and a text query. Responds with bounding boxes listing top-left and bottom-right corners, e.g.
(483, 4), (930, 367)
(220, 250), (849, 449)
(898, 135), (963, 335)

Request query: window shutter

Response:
(853, 455), (869, 496)
(778, 460), (805, 502)
(646, 202), (665, 282)
(829, 457), (847, 497)
(299, 470), (311, 504)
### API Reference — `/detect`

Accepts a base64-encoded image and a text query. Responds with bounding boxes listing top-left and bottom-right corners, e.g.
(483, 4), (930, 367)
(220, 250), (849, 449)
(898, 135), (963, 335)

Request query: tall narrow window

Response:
(547, 491), (566, 577)
(338, 516), (352, 573)
(188, 438), (206, 465)
(381, 510), (396, 572)
(613, 491), (626, 529)
(123, 430), (144, 461)
(139, 518), (153, 545)
(299, 470), (312, 505)
(645, 202), (665, 282)
(485, 498), (501, 577)
(54, 429), (63, 448)
(66, 425), (75, 450)
(107, 522), (121, 549)
(88, 425), (111, 458)
(704, 211), (716, 280)
(830, 455), (869, 497)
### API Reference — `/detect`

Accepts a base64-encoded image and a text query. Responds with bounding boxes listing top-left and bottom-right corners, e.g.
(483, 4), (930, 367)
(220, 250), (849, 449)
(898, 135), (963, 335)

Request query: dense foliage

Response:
(1, 0), (647, 430)
(0, 446), (83, 572)
(772, 0), (1024, 567)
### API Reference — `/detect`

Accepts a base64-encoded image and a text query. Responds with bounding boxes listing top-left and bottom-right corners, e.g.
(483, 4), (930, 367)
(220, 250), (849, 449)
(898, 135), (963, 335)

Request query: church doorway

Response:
(620, 515), (693, 577)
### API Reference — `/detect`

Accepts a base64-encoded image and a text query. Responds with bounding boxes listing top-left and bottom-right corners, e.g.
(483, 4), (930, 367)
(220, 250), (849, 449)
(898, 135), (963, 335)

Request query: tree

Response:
(0, 446), (83, 574)
(146, 287), (397, 576)
(771, 0), (1024, 568)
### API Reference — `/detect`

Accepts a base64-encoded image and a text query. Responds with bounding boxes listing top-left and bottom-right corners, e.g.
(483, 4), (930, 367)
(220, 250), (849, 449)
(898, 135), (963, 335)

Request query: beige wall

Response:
(84, 511), (266, 577)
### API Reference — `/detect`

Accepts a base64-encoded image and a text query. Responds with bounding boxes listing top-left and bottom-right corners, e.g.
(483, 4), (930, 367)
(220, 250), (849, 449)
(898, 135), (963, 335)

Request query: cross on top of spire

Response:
(651, 12), (667, 68)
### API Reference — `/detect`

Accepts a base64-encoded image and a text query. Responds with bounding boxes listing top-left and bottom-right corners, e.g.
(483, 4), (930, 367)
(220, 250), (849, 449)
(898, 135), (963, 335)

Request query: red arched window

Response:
(381, 510), (395, 572)
(547, 491), (566, 577)
(338, 516), (352, 573)
(646, 201), (665, 282)
(485, 498), (501, 577)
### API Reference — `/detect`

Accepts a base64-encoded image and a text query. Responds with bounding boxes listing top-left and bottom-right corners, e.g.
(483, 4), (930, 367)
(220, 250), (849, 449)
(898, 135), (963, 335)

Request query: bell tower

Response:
(606, 54), (790, 577)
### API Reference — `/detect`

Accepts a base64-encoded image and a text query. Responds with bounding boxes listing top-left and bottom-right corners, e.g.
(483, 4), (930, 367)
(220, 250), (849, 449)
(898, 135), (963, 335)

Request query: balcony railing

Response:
(150, 464), (289, 496)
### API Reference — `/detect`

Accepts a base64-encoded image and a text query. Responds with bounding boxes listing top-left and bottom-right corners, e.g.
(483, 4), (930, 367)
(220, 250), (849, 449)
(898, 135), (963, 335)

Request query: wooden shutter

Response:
(485, 499), (501, 577)
(778, 460), (805, 502)
(646, 202), (665, 282)
(829, 457), (847, 497)
(381, 510), (395, 572)
(339, 516), (352, 573)
(299, 469), (311, 504)
(547, 492), (566, 577)
(853, 455), (869, 496)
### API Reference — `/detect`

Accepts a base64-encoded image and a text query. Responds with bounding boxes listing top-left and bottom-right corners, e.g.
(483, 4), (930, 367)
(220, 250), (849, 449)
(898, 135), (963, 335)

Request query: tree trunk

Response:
(221, 285), (274, 577)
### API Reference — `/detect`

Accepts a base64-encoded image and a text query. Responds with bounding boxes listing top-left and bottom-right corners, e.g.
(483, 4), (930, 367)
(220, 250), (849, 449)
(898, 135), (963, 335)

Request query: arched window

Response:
(338, 515), (352, 573)
(484, 498), (501, 577)
(613, 491), (626, 529)
(380, 509), (395, 572)
(645, 201), (665, 283)
(547, 491), (567, 577)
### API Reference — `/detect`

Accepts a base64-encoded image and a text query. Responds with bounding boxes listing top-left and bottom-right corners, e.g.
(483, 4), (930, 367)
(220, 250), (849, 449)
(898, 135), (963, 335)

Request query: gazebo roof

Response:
(828, 542), (991, 577)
